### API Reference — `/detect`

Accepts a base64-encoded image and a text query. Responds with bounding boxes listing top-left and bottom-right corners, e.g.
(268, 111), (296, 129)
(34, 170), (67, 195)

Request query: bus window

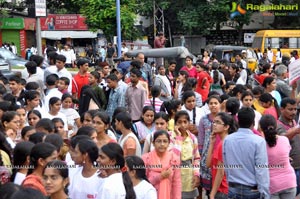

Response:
(252, 37), (263, 49)
(265, 38), (270, 49)
(289, 38), (297, 48)
(271, 38), (279, 48)
(252, 30), (300, 57)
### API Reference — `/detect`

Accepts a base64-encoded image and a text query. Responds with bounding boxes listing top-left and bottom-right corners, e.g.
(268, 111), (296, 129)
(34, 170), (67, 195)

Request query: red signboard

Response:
(40, 14), (88, 31)
(24, 18), (36, 30)
(19, 30), (26, 58)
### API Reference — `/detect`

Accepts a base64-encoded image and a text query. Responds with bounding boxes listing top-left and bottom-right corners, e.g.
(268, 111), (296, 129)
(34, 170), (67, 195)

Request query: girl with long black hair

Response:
(97, 143), (136, 199)
(134, 106), (155, 148)
(125, 156), (157, 199)
(78, 85), (102, 116)
(22, 142), (57, 196)
(144, 86), (164, 113)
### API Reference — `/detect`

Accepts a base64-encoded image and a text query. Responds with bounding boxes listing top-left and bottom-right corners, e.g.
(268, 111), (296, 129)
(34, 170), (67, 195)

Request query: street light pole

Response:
(36, 17), (42, 56)
(116, 0), (122, 58)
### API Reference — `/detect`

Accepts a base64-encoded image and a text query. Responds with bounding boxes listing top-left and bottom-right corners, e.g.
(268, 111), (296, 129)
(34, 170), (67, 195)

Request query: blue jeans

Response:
(271, 187), (296, 199)
(228, 186), (262, 199)
(215, 191), (228, 199)
(295, 169), (300, 195)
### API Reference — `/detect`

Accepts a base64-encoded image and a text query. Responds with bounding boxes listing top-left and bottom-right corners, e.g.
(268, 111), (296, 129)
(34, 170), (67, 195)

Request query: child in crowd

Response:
(60, 93), (81, 137)
(57, 77), (70, 94)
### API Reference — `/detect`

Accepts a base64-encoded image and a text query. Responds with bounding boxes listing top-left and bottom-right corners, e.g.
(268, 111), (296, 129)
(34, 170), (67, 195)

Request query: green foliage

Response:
(137, 0), (264, 44)
(71, 0), (140, 41)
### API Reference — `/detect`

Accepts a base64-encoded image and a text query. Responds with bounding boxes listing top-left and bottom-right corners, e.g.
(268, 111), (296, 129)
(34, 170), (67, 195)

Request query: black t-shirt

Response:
(106, 47), (115, 58)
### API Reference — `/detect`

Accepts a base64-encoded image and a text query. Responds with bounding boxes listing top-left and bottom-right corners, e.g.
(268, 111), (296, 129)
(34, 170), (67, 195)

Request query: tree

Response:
(137, 0), (262, 44)
(71, 0), (141, 41)
(0, 0), (9, 18)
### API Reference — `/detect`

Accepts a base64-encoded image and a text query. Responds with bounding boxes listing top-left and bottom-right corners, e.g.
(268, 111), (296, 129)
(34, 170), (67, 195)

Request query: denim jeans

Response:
(228, 186), (262, 199)
(295, 169), (300, 195)
(215, 191), (228, 199)
(271, 187), (296, 199)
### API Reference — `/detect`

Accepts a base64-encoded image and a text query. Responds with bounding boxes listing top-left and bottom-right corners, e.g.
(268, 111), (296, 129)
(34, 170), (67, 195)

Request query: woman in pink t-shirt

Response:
(259, 93), (280, 120)
(260, 115), (297, 198)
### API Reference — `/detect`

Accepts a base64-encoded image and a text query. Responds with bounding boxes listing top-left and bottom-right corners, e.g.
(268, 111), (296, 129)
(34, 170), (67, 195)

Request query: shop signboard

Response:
(0, 18), (24, 29)
(20, 30), (26, 58)
(40, 14), (88, 31)
(35, 0), (47, 17)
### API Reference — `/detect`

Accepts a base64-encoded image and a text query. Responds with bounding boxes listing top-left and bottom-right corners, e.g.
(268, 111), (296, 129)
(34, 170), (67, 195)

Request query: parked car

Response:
(208, 45), (258, 72)
(126, 46), (196, 73)
(0, 48), (27, 68)
(0, 58), (16, 79)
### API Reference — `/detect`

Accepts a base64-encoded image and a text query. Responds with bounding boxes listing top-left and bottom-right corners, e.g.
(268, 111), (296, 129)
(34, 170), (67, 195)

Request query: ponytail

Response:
(264, 126), (277, 147)
(122, 171), (136, 199)
(213, 70), (219, 84)
(152, 96), (155, 110)
(259, 114), (278, 147)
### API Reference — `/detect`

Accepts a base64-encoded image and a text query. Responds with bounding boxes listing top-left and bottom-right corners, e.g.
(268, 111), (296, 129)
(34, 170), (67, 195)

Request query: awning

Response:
(41, 31), (97, 40)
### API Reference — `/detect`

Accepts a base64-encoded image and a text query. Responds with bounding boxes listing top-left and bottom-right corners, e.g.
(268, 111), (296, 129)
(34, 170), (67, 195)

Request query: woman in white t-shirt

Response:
(12, 141), (35, 185)
(125, 156), (157, 199)
(68, 139), (101, 199)
(97, 143), (136, 199)
(44, 97), (68, 132)
(60, 93), (81, 137)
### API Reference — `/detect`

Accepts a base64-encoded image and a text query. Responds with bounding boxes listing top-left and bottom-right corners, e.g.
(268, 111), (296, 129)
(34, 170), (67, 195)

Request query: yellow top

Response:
(253, 99), (265, 115)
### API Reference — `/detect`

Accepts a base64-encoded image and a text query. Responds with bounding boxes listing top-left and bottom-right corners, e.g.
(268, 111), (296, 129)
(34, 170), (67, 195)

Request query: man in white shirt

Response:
(236, 63), (248, 85)
(25, 61), (44, 92)
(46, 54), (72, 94)
(44, 74), (62, 112)
(121, 42), (129, 55)
(60, 44), (76, 68)
(30, 45), (37, 55)
(267, 47), (274, 63)
(11, 42), (17, 55)
(236, 53), (247, 69)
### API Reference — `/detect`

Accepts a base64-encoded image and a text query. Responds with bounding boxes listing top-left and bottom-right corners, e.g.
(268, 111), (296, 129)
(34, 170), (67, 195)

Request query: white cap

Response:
(242, 50), (247, 53)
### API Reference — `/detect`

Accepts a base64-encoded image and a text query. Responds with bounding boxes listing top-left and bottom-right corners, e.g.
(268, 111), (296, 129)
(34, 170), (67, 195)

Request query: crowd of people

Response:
(0, 44), (299, 199)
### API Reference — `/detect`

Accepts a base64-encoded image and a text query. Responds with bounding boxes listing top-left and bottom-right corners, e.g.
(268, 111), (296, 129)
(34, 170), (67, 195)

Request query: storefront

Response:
(40, 14), (97, 49)
(24, 18), (36, 54)
(0, 18), (39, 58)
(0, 18), (25, 57)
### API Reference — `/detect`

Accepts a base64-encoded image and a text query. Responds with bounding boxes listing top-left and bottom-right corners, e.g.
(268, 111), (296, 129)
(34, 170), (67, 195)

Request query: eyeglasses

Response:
(154, 139), (169, 144)
(212, 121), (225, 125)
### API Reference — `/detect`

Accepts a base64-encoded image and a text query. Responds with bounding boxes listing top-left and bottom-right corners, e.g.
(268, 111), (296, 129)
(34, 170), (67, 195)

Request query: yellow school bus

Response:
(252, 30), (300, 61)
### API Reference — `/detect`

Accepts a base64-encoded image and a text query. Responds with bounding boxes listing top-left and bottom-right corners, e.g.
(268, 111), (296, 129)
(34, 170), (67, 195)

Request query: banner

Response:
(0, 18), (24, 29)
(20, 30), (26, 58)
(288, 59), (300, 85)
(40, 14), (88, 31)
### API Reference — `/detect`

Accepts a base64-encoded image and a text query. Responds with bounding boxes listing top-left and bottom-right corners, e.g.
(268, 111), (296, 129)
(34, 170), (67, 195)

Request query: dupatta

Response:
(143, 150), (179, 199)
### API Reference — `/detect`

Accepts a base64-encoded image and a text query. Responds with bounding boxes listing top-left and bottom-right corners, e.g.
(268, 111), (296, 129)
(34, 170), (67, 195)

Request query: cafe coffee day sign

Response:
(0, 18), (24, 29)
(40, 14), (88, 31)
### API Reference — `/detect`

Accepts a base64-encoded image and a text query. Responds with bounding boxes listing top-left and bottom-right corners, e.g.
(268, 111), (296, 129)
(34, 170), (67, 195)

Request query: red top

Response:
(211, 140), (228, 194)
(256, 74), (271, 85)
(154, 37), (166, 48)
(195, 71), (212, 102)
(72, 72), (89, 99)
(180, 66), (197, 78)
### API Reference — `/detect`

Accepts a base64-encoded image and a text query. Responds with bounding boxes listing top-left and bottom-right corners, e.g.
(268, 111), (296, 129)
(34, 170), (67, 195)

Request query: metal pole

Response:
(36, 17), (42, 56)
(153, 0), (156, 39)
(116, 0), (121, 58)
